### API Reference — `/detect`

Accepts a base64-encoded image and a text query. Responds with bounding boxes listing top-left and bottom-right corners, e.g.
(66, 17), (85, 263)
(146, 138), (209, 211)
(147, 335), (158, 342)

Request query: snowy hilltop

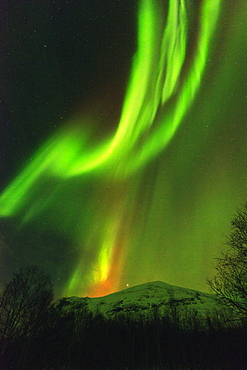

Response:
(53, 281), (219, 318)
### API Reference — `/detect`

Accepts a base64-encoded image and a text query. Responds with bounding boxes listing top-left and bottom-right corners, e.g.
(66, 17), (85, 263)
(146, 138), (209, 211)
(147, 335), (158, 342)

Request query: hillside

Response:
(53, 281), (219, 318)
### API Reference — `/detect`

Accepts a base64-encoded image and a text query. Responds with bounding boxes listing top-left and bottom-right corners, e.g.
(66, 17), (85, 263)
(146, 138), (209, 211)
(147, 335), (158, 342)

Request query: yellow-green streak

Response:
(0, 0), (222, 239)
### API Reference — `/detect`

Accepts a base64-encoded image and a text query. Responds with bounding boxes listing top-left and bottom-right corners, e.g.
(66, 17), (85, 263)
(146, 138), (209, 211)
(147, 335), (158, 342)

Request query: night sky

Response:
(1, 0), (247, 298)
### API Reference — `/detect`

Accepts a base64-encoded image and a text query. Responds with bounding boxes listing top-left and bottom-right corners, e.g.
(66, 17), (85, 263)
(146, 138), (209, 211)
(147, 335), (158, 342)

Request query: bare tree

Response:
(207, 203), (247, 320)
(0, 266), (53, 348)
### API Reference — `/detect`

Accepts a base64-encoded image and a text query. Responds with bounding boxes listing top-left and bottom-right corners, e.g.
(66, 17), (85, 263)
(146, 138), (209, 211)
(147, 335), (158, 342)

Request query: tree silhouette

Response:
(208, 202), (247, 319)
(0, 265), (53, 355)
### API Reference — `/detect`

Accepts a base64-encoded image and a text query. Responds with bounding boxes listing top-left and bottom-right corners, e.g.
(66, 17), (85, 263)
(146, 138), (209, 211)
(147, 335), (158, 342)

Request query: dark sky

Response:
(0, 0), (247, 298)
(1, 0), (136, 183)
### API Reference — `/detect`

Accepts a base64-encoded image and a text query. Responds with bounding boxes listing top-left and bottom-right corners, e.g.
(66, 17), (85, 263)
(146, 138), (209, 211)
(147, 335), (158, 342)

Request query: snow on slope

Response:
(54, 281), (219, 318)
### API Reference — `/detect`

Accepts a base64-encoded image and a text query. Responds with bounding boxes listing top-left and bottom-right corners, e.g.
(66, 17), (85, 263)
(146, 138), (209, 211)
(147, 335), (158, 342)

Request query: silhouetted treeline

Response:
(2, 299), (247, 370)
(1, 266), (247, 369)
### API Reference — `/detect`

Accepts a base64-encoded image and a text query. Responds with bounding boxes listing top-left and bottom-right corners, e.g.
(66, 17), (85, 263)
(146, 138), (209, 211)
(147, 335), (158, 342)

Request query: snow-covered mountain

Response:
(53, 281), (219, 318)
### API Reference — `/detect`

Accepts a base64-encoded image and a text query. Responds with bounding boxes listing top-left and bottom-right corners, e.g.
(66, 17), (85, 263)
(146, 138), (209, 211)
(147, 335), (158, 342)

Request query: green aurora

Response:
(1, 0), (246, 297)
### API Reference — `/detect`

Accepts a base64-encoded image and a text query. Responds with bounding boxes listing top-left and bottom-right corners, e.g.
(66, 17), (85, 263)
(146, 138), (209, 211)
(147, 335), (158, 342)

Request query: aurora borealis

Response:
(1, 0), (247, 298)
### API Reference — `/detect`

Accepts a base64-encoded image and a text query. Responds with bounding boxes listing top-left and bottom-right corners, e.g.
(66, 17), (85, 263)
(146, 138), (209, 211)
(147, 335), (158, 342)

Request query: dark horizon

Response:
(1, 0), (247, 298)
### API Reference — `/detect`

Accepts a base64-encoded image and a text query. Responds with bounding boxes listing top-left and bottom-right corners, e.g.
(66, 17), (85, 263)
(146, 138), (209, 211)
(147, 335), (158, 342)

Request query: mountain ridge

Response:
(53, 280), (219, 318)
